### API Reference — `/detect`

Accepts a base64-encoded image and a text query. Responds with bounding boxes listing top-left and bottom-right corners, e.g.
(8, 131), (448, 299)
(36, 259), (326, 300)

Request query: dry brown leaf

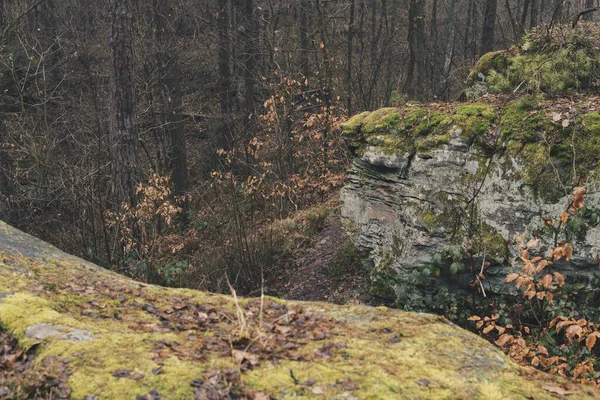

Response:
(541, 274), (553, 288)
(553, 272), (565, 287)
(552, 112), (562, 122)
(560, 211), (569, 227)
(586, 334), (597, 350)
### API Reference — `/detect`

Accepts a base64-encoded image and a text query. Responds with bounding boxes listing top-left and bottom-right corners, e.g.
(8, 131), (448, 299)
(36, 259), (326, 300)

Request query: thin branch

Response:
(1, 0), (49, 43)
(572, 7), (600, 28)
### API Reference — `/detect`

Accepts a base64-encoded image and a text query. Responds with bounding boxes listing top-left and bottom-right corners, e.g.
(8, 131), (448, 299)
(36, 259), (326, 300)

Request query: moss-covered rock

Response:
(467, 23), (600, 96)
(341, 93), (600, 317)
(1, 222), (597, 399)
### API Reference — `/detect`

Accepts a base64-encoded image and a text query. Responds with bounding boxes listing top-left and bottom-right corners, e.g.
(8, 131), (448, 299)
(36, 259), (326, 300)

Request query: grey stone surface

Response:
(25, 323), (94, 342)
(341, 131), (600, 298)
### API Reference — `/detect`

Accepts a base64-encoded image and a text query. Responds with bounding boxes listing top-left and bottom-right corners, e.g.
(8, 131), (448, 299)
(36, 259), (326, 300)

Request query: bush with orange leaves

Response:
(470, 186), (600, 386)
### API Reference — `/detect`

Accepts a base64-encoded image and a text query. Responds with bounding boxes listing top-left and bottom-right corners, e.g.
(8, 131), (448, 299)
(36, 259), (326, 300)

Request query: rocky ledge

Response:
(340, 24), (600, 307)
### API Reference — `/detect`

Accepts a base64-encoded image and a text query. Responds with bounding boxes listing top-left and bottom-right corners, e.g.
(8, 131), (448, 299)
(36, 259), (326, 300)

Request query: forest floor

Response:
(268, 211), (373, 305)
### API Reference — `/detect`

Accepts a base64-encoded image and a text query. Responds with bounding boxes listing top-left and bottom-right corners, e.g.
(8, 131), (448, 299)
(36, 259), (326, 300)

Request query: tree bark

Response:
(107, 0), (139, 208)
(153, 0), (188, 211)
(439, 0), (459, 99)
(584, 0), (596, 20)
(346, 0), (356, 115)
(404, 0), (425, 100)
(217, 0), (234, 149)
(242, 0), (256, 121)
(530, 0), (539, 28)
(413, 0), (425, 100)
(481, 0), (497, 56)
(299, 0), (311, 78)
(520, 0), (531, 33)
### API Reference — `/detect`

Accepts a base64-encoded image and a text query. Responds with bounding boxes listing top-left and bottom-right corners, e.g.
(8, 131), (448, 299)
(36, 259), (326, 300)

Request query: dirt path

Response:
(273, 214), (370, 304)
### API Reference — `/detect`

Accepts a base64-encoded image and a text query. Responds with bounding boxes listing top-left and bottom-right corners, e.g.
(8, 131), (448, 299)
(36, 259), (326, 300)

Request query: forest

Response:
(0, 0), (594, 292)
(1, 0), (600, 398)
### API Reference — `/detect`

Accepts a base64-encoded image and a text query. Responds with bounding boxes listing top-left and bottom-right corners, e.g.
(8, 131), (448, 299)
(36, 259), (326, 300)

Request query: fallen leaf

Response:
(586, 334), (597, 350)
(416, 379), (431, 387)
(340, 379), (358, 390)
(232, 349), (258, 366)
(312, 386), (324, 395)
(112, 369), (131, 378)
(300, 378), (317, 387)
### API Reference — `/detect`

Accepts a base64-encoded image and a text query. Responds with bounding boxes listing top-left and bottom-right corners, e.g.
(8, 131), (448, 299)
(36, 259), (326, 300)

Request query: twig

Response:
(572, 7), (600, 28)
(477, 255), (487, 298)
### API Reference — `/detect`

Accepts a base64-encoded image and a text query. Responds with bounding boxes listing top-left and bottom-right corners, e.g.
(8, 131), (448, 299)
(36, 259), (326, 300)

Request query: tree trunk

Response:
(530, 0), (539, 28)
(346, 0), (356, 115)
(505, 0), (519, 40)
(481, 0), (497, 56)
(404, 0), (425, 100)
(217, 0), (234, 149)
(243, 0), (256, 122)
(107, 0), (139, 208)
(520, 0), (531, 33)
(439, 0), (459, 100)
(584, 0), (596, 20)
(413, 0), (425, 100)
(299, 0), (311, 78)
(153, 0), (188, 212)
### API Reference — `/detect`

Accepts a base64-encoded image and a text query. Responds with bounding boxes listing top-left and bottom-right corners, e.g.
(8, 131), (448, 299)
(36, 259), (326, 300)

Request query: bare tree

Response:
(107, 0), (139, 208)
(481, 0), (498, 56)
(153, 0), (188, 212)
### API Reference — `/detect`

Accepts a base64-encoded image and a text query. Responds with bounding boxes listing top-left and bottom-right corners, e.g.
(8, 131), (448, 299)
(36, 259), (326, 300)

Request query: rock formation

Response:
(341, 24), (600, 307)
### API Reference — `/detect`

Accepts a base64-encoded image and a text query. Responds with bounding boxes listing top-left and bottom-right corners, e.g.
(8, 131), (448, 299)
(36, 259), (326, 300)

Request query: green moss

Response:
(467, 50), (509, 85)
(361, 108), (402, 133)
(341, 111), (371, 136)
(449, 104), (497, 147)
(576, 112), (600, 173)
(499, 96), (545, 142)
(421, 210), (440, 232)
(472, 223), (508, 262)
(469, 26), (600, 95)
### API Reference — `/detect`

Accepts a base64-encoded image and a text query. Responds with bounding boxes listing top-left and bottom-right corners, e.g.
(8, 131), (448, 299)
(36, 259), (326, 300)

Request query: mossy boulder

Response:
(0, 223), (597, 399)
(466, 23), (600, 96)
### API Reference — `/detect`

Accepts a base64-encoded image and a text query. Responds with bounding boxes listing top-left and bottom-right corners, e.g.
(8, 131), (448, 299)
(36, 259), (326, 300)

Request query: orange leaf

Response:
(553, 272), (565, 287)
(495, 334), (513, 347)
(468, 316), (481, 321)
(505, 273), (519, 283)
(560, 211), (569, 227)
(563, 244), (573, 261)
(587, 334), (597, 350)
(566, 324), (583, 340)
(483, 325), (495, 334)
(541, 274), (553, 288)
